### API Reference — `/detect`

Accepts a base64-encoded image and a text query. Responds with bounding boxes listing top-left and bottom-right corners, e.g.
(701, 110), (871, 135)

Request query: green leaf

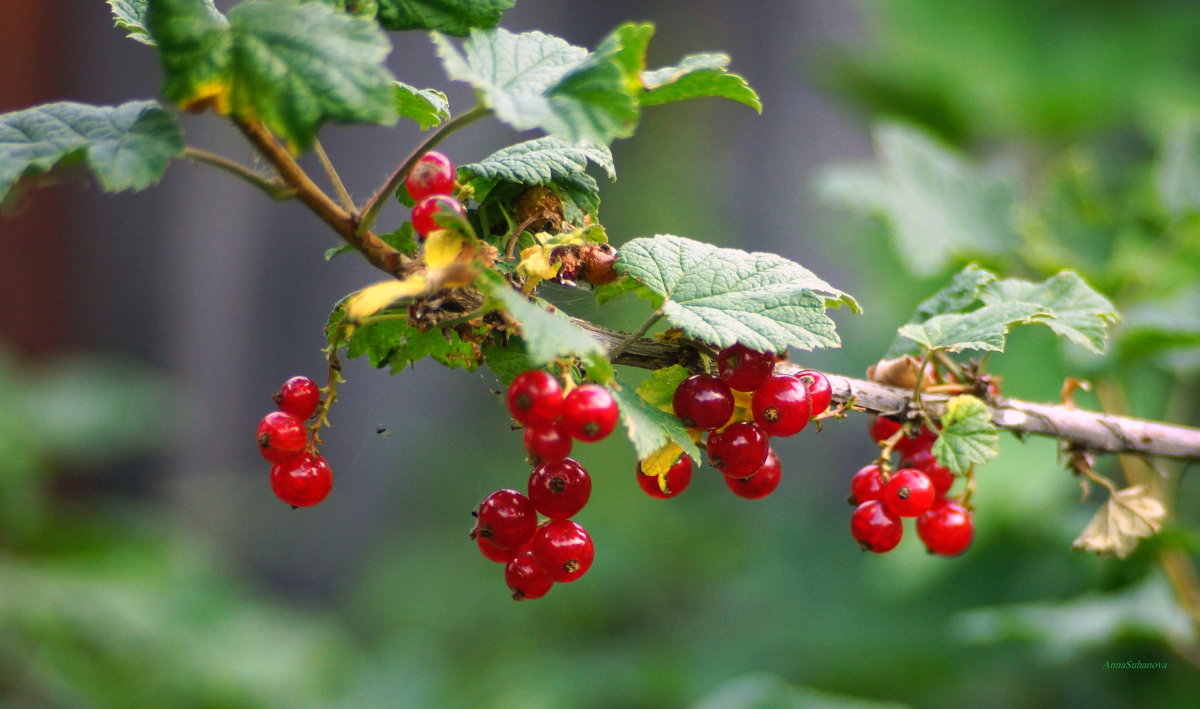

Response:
(885, 264), (997, 356)
(980, 271), (1119, 354)
(346, 317), (482, 372)
(109, 0), (222, 45)
(695, 674), (912, 709)
(931, 395), (998, 474)
(326, 223), (418, 261)
(897, 302), (1051, 353)
(818, 121), (1020, 277)
(463, 136), (615, 185)
(543, 23), (650, 143)
(148, 0), (397, 152)
(0, 101), (183, 207)
(634, 365), (690, 411)
(487, 284), (613, 383)
(1156, 117), (1200, 217)
(377, 0), (513, 35)
(640, 53), (762, 112)
(394, 82), (450, 130)
(615, 234), (857, 353)
(610, 383), (700, 464)
(481, 338), (535, 385)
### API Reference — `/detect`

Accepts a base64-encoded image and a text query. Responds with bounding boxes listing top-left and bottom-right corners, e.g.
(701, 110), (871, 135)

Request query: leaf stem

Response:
(314, 139), (355, 212)
(356, 104), (491, 237)
(609, 310), (663, 362)
(184, 146), (294, 200)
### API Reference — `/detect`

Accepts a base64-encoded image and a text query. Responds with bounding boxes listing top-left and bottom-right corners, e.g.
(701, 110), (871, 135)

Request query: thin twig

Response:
(314, 139), (355, 213)
(184, 146), (294, 200)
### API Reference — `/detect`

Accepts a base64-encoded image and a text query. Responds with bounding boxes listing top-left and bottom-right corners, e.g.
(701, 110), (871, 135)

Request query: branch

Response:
(231, 118), (420, 279)
(183, 147), (294, 200)
(574, 319), (1200, 461)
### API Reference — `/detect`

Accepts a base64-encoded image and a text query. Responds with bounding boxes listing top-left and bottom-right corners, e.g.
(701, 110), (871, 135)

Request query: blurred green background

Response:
(1, 0), (1199, 706)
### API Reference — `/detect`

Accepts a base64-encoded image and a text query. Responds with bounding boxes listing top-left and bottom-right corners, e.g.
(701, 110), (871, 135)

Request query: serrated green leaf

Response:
(481, 338), (535, 385)
(543, 23), (650, 143)
(818, 121), (1020, 277)
(885, 264), (997, 357)
(640, 53), (761, 112)
(377, 0), (513, 35)
(635, 365), (690, 411)
(109, 0), (222, 45)
(463, 136), (615, 185)
(980, 271), (1119, 354)
(615, 234), (857, 353)
(148, 0), (397, 152)
(394, 82), (450, 130)
(0, 101), (183, 207)
(610, 383), (700, 463)
(487, 285), (613, 383)
(346, 317), (481, 371)
(897, 302), (1051, 353)
(931, 395), (998, 474)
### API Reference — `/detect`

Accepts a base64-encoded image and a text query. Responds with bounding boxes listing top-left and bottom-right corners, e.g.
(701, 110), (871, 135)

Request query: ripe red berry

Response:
(848, 464), (886, 506)
(404, 150), (456, 202)
(751, 374), (812, 437)
(270, 453), (333, 507)
(560, 384), (619, 442)
(793, 369), (832, 418)
(505, 549), (555, 600)
(274, 376), (321, 420)
(532, 519), (594, 583)
(882, 468), (936, 517)
(411, 194), (466, 238)
(850, 500), (903, 553)
(672, 373), (734, 430)
(256, 411), (308, 464)
(471, 489), (538, 550)
(724, 448), (782, 499)
(528, 458), (591, 519)
(868, 415), (902, 444)
(636, 454), (694, 499)
(905, 448), (955, 497)
(716, 343), (777, 392)
(507, 370), (563, 427)
(917, 499), (974, 556)
(477, 537), (522, 564)
(523, 422), (572, 465)
(895, 425), (937, 458)
(707, 422), (770, 477)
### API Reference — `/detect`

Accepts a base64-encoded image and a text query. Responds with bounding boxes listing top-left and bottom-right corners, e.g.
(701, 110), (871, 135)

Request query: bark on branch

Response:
(575, 319), (1200, 461)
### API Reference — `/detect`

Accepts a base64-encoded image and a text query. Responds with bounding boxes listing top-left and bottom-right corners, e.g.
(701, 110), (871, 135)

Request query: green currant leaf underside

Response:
(148, 0), (397, 152)
(932, 394), (998, 474)
(488, 285), (614, 383)
(640, 52), (762, 112)
(394, 82), (451, 130)
(897, 302), (1051, 353)
(610, 383), (701, 464)
(886, 264), (998, 357)
(616, 234), (858, 353)
(377, 0), (514, 35)
(0, 100), (184, 207)
(980, 271), (1119, 354)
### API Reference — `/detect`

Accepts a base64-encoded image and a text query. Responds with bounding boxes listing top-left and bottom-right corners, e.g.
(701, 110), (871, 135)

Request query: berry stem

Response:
(608, 310), (663, 362)
(183, 146), (295, 200)
(356, 104), (490, 238)
(313, 138), (355, 213)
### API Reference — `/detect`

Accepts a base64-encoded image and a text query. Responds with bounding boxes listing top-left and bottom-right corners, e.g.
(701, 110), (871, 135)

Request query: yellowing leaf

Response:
(345, 276), (427, 321)
(1072, 485), (1166, 559)
(424, 229), (473, 269)
(640, 441), (684, 477)
(517, 244), (560, 280)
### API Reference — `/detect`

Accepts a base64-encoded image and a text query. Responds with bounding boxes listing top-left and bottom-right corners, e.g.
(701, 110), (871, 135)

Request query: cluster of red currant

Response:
(848, 417), (974, 555)
(254, 376), (333, 508)
(471, 371), (619, 600)
(651, 344), (833, 500)
(405, 150), (466, 239)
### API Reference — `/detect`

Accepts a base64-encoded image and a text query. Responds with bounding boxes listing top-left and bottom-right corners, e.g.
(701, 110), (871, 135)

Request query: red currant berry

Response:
(636, 454), (694, 499)
(528, 458), (591, 519)
(882, 468), (936, 517)
(274, 376), (321, 420)
(868, 415), (902, 444)
(532, 519), (594, 583)
(916, 499), (974, 556)
(560, 384), (619, 442)
(905, 448), (955, 497)
(724, 448), (782, 499)
(895, 425), (937, 458)
(505, 549), (555, 600)
(751, 374), (812, 437)
(850, 500), (903, 553)
(507, 370), (563, 427)
(477, 537), (522, 564)
(523, 422), (572, 465)
(707, 422), (770, 477)
(411, 194), (466, 238)
(270, 453), (333, 507)
(672, 374), (734, 430)
(848, 464), (886, 506)
(404, 150), (456, 202)
(471, 489), (538, 550)
(793, 369), (832, 418)
(716, 343), (777, 392)
(256, 411), (307, 464)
